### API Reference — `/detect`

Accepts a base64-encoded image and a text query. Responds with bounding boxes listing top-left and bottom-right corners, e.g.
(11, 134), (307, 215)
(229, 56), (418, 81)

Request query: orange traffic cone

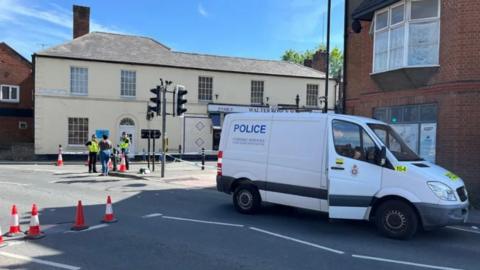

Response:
(6, 205), (23, 237)
(108, 158), (113, 170)
(0, 225), (7, 248)
(71, 200), (89, 231)
(102, 196), (117, 223)
(119, 154), (126, 172)
(57, 147), (63, 166)
(25, 204), (45, 239)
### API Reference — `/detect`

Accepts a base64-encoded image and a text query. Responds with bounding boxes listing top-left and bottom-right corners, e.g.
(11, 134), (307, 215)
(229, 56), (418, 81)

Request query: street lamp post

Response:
(324, 0), (332, 113)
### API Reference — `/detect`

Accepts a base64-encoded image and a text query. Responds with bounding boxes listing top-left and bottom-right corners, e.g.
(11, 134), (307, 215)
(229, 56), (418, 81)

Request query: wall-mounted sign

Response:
(95, 129), (109, 138)
(207, 104), (296, 113)
(420, 123), (436, 163)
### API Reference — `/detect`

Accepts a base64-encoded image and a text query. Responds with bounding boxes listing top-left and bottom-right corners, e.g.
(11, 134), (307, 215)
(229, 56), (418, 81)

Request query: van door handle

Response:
(330, 166), (345, 170)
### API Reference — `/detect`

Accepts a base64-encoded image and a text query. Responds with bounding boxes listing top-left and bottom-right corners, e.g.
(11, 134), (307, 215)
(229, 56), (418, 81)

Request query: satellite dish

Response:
(352, 20), (362, 33)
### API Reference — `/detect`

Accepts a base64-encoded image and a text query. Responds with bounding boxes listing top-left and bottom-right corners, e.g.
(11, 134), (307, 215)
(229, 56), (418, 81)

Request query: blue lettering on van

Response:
(233, 124), (267, 134)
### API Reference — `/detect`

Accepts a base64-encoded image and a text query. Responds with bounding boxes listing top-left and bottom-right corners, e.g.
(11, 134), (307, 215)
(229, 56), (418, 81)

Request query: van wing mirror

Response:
(376, 146), (387, 166)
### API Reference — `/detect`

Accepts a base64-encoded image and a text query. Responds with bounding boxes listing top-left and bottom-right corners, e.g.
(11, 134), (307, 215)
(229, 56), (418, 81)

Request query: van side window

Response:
(332, 120), (378, 164)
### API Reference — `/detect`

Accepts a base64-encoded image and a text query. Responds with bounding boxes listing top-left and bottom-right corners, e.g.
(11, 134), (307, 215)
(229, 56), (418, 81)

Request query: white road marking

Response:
(0, 251), (81, 270)
(446, 226), (480, 234)
(249, 227), (344, 255)
(162, 216), (244, 227)
(142, 213), (163, 218)
(0, 181), (29, 186)
(4, 240), (25, 246)
(64, 224), (109, 233)
(352, 254), (463, 270)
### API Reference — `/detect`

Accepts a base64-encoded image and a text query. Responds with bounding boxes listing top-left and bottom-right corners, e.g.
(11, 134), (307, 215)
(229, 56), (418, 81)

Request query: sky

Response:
(0, 0), (345, 61)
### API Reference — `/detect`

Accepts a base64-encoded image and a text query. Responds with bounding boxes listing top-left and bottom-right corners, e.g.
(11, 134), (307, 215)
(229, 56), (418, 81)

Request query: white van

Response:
(216, 112), (469, 239)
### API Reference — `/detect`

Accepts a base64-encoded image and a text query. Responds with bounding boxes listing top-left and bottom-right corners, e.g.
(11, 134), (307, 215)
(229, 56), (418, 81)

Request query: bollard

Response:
(178, 145), (182, 162)
(201, 148), (205, 170)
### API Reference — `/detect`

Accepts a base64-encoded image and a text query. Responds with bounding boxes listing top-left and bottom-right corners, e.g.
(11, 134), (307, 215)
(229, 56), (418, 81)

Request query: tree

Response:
(329, 47), (344, 78)
(281, 49), (304, 64)
(281, 45), (343, 78)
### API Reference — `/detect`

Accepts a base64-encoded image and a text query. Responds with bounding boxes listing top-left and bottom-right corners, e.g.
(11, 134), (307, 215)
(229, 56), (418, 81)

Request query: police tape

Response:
(165, 154), (217, 169)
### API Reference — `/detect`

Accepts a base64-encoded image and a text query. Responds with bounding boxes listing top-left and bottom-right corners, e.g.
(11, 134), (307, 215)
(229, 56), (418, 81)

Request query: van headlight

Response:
(427, 182), (457, 201)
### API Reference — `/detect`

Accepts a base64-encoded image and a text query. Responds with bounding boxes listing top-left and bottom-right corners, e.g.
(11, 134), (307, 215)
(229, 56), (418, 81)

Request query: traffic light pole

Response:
(161, 86), (167, 177)
(152, 132), (155, 172)
(147, 136), (150, 169)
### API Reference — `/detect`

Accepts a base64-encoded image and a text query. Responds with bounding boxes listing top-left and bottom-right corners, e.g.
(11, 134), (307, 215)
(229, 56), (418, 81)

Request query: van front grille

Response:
(457, 186), (468, 202)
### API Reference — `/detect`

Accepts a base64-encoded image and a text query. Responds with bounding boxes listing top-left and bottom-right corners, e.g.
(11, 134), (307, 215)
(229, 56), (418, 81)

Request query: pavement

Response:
(0, 162), (479, 270)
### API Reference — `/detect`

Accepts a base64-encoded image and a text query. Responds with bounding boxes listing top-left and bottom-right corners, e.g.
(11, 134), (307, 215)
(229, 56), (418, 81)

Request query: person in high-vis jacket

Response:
(120, 132), (130, 170)
(85, 134), (99, 173)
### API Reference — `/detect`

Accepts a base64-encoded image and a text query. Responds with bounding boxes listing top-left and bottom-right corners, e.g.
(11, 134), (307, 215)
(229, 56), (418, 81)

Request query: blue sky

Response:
(0, 0), (345, 61)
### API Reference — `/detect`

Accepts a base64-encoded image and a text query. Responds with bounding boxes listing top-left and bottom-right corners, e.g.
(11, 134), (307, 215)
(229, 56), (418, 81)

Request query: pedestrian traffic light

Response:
(176, 85), (188, 116)
(148, 86), (161, 116)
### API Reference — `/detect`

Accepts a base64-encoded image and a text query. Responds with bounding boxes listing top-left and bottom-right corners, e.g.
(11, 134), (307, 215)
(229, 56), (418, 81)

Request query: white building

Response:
(33, 6), (336, 156)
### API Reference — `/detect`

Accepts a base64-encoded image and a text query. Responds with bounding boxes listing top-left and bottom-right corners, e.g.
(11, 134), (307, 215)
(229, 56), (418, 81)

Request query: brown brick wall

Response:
(0, 43), (34, 144)
(346, 0), (480, 205)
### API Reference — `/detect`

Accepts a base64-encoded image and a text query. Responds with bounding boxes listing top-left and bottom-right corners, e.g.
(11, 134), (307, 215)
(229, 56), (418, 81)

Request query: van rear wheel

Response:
(375, 200), (418, 240)
(233, 183), (261, 214)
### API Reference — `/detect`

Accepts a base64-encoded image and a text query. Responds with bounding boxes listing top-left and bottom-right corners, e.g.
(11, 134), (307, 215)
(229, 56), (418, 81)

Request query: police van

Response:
(216, 113), (469, 239)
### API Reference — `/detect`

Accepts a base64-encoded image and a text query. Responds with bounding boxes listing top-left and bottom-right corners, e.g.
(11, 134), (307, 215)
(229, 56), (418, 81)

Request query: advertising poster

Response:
(392, 124), (419, 153)
(420, 123), (437, 163)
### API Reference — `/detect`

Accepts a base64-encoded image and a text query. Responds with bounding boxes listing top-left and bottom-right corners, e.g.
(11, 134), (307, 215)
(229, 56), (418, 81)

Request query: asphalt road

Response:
(0, 164), (479, 270)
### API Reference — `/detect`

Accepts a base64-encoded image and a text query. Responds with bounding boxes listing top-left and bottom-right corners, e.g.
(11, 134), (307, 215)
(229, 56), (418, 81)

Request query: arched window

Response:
(119, 118), (135, 126)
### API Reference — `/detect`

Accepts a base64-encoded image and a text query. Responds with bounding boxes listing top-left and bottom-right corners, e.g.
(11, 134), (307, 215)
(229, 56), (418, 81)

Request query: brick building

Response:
(0, 42), (34, 159)
(344, 0), (480, 205)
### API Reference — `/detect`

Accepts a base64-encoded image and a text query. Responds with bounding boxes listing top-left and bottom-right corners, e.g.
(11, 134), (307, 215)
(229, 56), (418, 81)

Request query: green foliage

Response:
(281, 44), (343, 77)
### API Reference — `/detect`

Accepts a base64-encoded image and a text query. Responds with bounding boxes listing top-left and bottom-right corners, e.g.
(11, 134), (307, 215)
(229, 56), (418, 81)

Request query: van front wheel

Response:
(375, 200), (418, 240)
(233, 183), (261, 214)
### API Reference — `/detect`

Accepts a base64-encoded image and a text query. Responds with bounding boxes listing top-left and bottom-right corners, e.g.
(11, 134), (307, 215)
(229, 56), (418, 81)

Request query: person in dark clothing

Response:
(99, 134), (112, 176)
(119, 132), (130, 170)
(85, 134), (99, 173)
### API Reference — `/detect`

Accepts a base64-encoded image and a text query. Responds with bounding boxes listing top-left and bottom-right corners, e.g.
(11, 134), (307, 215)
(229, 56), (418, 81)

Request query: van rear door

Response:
(327, 118), (382, 220)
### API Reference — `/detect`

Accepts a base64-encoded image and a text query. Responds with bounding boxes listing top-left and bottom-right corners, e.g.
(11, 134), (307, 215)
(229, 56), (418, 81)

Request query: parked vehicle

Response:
(216, 112), (469, 239)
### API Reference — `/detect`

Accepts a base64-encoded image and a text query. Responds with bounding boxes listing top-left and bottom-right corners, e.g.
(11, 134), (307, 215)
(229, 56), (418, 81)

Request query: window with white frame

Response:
(198, 76), (213, 102)
(373, 0), (440, 73)
(306, 84), (319, 107)
(70, 67), (88, 95)
(68, 117), (89, 145)
(251, 80), (264, 105)
(0, 85), (19, 102)
(121, 70), (136, 97)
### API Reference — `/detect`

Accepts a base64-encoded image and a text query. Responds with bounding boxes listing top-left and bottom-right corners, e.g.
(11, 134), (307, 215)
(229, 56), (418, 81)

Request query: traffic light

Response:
(148, 86), (161, 117)
(176, 85), (188, 116)
(146, 111), (155, 121)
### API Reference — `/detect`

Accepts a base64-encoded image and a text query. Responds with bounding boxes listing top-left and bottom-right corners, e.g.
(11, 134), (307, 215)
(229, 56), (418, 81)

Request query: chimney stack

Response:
(73, 5), (90, 39)
(305, 50), (328, 73)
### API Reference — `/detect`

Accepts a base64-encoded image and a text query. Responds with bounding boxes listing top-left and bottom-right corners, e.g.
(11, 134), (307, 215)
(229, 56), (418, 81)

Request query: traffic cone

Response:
(25, 204), (45, 239)
(0, 225), (7, 248)
(119, 154), (126, 172)
(71, 200), (89, 231)
(57, 152), (63, 166)
(102, 196), (117, 223)
(6, 205), (23, 237)
(108, 158), (113, 170)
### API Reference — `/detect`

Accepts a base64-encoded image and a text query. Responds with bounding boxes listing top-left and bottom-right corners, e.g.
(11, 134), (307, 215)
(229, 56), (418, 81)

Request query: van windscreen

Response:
(368, 124), (423, 162)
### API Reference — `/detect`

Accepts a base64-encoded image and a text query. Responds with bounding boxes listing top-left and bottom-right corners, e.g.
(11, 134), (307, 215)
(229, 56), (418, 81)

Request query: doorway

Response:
(118, 117), (136, 158)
